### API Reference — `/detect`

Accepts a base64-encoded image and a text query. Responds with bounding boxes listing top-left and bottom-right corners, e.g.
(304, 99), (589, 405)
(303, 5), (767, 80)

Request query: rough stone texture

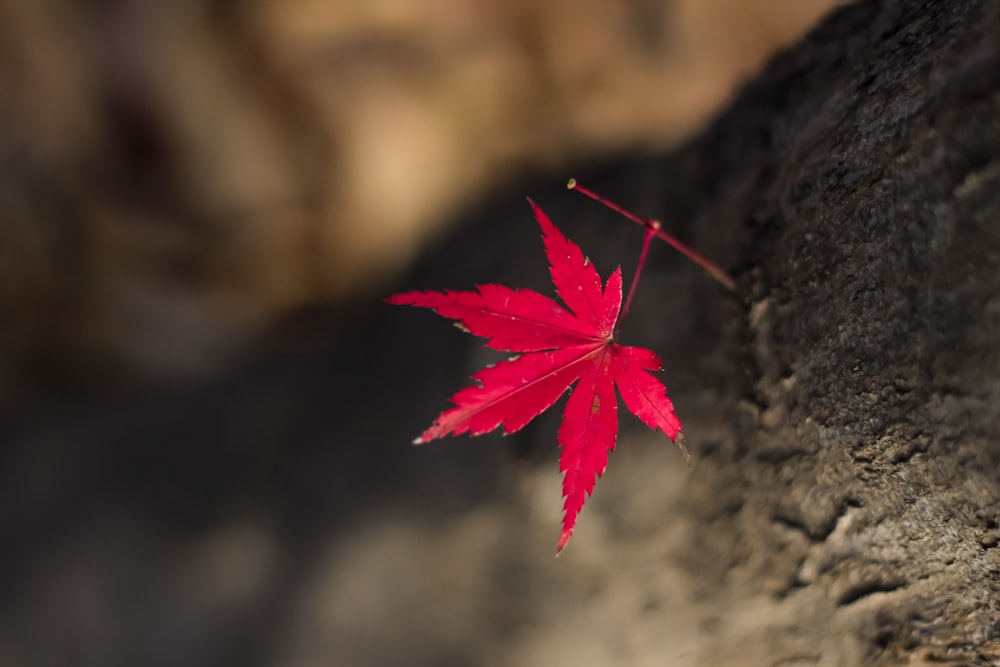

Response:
(2, 1), (999, 666)
(675, 0), (1000, 661)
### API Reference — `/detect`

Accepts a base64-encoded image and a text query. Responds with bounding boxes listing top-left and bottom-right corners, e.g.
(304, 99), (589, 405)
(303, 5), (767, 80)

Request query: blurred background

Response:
(0, 1), (846, 666)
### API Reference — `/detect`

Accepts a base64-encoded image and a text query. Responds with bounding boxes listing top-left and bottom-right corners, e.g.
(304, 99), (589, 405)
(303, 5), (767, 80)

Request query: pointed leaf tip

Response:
(556, 526), (574, 554)
(529, 201), (618, 334)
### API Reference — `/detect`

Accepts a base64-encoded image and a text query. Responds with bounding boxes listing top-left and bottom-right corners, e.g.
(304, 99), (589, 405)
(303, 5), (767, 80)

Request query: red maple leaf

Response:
(388, 199), (685, 552)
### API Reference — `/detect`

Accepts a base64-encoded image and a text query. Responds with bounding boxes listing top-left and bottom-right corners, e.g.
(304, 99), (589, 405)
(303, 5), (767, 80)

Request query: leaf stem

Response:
(567, 179), (736, 291)
(618, 222), (657, 334)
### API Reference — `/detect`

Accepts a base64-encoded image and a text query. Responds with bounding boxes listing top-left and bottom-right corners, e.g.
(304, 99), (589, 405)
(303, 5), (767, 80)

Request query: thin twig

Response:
(568, 179), (736, 291)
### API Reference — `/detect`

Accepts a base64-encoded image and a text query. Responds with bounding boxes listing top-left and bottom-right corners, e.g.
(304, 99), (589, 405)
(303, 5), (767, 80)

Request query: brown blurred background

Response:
(0, 2), (848, 666)
(0, 0), (845, 381)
